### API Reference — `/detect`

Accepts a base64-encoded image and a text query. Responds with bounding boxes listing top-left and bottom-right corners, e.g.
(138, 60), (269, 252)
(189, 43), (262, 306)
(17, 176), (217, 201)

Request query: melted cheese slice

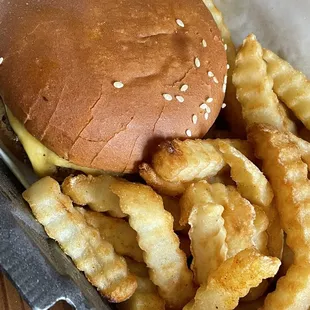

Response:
(6, 108), (105, 176)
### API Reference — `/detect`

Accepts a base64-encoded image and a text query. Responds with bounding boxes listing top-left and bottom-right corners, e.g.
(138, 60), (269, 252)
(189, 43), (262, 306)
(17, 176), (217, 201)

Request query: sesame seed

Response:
(222, 83), (227, 93)
(113, 81), (124, 88)
(194, 57), (201, 68)
(202, 39), (207, 48)
(224, 44), (228, 51)
(208, 71), (214, 77)
(176, 95), (184, 103)
(213, 76), (219, 84)
(185, 129), (192, 137)
(227, 64), (230, 70)
(176, 19), (185, 28)
(180, 84), (189, 92)
(222, 103), (227, 109)
(206, 97), (213, 103)
(163, 93), (173, 101)
(206, 105), (211, 113)
(200, 103), (207, 109)
(192, 114), (198, 124)
(224, 75), (228, 84)
(204, 112), (209, 120)
(0, 57), (3, 65)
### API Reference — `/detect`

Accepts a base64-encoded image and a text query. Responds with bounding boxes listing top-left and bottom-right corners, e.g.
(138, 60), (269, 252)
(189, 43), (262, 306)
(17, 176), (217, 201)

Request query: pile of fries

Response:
(22, 1), (310, 309)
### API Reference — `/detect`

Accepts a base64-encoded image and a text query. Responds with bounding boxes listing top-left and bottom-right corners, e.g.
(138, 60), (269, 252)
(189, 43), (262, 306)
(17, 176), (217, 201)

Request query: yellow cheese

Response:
(6, 108), (105, 177)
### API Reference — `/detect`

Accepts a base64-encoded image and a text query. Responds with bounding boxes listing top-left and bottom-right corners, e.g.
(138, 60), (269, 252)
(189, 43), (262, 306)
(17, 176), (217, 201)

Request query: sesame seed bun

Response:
(0, 0), (227, 173)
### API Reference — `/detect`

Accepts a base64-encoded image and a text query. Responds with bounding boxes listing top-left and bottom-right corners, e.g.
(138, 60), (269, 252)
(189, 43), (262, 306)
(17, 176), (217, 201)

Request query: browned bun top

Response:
(0, 0), (227, 173)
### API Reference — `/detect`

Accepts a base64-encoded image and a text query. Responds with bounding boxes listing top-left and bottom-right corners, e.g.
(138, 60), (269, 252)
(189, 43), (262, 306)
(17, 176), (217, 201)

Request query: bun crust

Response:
(0, 0), (227, 172)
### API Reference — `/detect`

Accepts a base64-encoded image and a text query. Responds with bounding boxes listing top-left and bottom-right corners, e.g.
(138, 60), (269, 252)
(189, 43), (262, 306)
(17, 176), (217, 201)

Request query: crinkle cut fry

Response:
(151, 139), (253, 184)
(62, 174), (125, 217)
(189, 248), (280, 310)
(22, 176), (137, 303)
(248, 124), (310, 309)
(77, 208), (143, 262)
(232, 34), (296, 133)
(111, 180), (195, 309)
(248, 124), (310, 262)
(263, 48), (310, 130)
(217, 140), (274, 207)
(202, 0), (246, 137)
(188, 203), (227, 285)
(139, 163), (186, 196)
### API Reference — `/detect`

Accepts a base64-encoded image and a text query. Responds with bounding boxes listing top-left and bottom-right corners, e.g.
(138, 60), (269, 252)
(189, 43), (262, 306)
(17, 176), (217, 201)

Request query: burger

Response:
(0, 0), (227, 176)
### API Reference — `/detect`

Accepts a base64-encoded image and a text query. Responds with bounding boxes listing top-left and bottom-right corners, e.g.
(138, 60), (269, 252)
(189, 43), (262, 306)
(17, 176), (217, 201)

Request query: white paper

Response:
(214, 0), (310, 77)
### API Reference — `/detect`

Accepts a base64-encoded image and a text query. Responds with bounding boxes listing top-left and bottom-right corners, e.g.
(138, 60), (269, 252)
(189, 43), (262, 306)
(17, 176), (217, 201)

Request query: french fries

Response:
(218, 140), (273, 208)
(118, 259), (165, 310)
(287, 132), (310, 169)
(188, 203), (227, 285)
(23, 177), (137, 302)
(111, 180), (195, 309)
(77, 208), (143, 262)
(249, 124), (310, 309)
(180, 181), (256, 258)
(233, 34), (296, 133)
(62, 174), (125, 218)
(202, 0), (246, 138)
(263, 48), (310, 130)
(262, 264), (310, 310)
(188, 248), (280, 310)
(139, 163), (186, 196)
(152, 139), (226, 183)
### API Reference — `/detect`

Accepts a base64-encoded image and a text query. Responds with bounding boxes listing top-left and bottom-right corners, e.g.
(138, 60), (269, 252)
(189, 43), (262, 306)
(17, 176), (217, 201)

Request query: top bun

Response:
(0, 0), (227, 173)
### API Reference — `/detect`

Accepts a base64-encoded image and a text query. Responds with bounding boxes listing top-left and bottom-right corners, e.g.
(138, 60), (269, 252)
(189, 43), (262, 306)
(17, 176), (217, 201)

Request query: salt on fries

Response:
(188, 202), (227, 285)
(62, 174), (125, 217)
(249, 124), (310, 309)
(263, 48), (310, 130)
(187, 248), (280, 310)
(23, 177), (137, 302)
(111, 180), (195, 309)
(77, 208), (143, 262)
(233, 34), (296, 133)
(118, 258), (165, 310)
(202, 0), (246, 137)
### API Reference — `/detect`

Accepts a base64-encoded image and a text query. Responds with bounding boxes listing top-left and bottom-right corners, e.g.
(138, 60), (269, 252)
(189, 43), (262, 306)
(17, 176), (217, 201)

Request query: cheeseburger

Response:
(0, 0), (227, 175)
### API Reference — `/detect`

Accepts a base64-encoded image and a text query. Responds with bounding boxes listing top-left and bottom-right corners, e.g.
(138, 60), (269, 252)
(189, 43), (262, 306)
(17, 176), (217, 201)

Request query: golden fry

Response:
(279, 242), (294, 277)
(218, 140), (274, 207)
(248, 124), (310, 262)
(62, 174), (125, 218)
(139, 163), (186, 196)
(188, 203), (227, 285)
(23, 177), (137, 302)
(233, 34), (296, 133)
(77, 208), (143, 262)
(202, 0), (246, 137)
(262, 264), (310, 310)
(263, 48), (310, 130)
(180, 182), (256, 258)
(111, 180), (195, 309)
(152, 139), (226, 183)
(118, 258), (165, 310)
(189, 248), (280, 310)
(287, 132), (310, 170)
(249, 124), (310, 309)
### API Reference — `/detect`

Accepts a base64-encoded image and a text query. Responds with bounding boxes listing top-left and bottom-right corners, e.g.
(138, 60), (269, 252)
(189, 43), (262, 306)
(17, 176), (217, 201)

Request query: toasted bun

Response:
(0, 0), (227, 173)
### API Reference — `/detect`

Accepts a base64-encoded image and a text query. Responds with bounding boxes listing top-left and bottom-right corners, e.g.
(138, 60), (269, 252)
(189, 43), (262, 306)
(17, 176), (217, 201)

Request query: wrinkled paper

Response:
(214, 0), (310, 77)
